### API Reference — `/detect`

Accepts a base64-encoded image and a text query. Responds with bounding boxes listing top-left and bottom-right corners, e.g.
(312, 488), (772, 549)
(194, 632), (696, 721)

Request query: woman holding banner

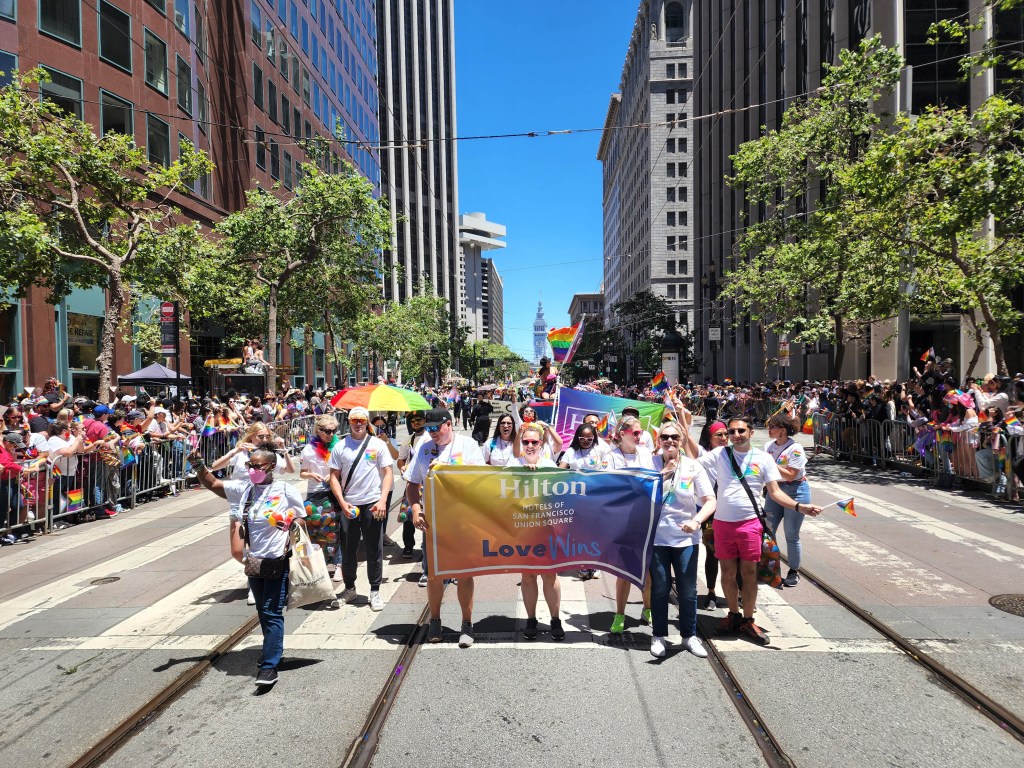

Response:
(508, 423), (565, 641)
(560, 424), (608, 581)
(482, 414), (516, 467)
(606, 416), (654, 634)
(649, 422), (716, 658)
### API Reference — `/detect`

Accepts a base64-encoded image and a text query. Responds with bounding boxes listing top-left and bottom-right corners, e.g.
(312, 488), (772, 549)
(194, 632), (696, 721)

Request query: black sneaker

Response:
(402, 547), (414, 559)
(255, 668), (278, 686)
(523, 618), (539, 640)
(427, 618), (443, 643)
(716, 611), (743, 635)
(739, 618), (771, 646)
(550, 618), (565, 641)
(782, 569), (800, 588)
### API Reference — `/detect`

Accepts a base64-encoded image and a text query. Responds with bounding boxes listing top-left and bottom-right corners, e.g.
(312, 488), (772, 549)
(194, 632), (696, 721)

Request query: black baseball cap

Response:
(423, 408), (452, 428)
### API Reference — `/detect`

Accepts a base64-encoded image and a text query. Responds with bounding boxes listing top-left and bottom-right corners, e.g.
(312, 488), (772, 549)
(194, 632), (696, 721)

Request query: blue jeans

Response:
(764, 480), (810, 571)
(650, 544), (698, 638)
(249, 567), (289, 670)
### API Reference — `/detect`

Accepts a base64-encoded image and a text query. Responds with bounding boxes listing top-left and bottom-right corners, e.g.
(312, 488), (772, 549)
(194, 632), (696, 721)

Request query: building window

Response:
(176, 56), (192, 114)
(666, 89), (675, 105)
(679, 284), (689, 299)
(666, 163), (675, 178)
(195, 4), (206, 63)
(666, 63), (675, 78)
(293, 107), (301, 138)
(145, 30), (168, 94)
(100, 90), (133, 136)
(679, 258), (689, 274)
(281, 93), (290, 133)
(145, 0), (165, 12)
(0, 50), (17, 88)
(667, 236), (676, 252)
(255, 126), (266, 169)
(99, 1), (132, 72)
(251, 1), (262, 46)
(679, 162), (688, 176)
(253, 63), (264, 110)
(289, 1), (298, 38)
(291, 54), (300, 92)
(283, 151), (293, 189)
(667, 138), (676, 153)
(667, 284), (676, 299)
(304, 119), (311, 140)
(301, 18), (309, 53)
(266, 20), (276, 62)
(173, 0), (190, 37)
(270, 140), (280, 179)
(302, 67), (310, 105)
(0, 0), (15, 22)
(679, 235), (689, 251)
(667, 212), (676, 226)
(268, 80), (278, 123)
(680, 186), (688, 201)
(198, 169), (209, 199)
(40, 67), (83, 119)
(666, 1), (691, 43)
(197, 79), (208, 132)
(146, 114), (171, 167)
(39, 0), (81, 46)
(667, 259), (676, 274)
(667, 187), (676, 202)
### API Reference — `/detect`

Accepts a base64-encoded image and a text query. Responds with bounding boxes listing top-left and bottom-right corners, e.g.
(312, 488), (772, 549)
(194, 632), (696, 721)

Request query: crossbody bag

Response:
(241, 482), (292, 579)
(725, 447), (783, 588)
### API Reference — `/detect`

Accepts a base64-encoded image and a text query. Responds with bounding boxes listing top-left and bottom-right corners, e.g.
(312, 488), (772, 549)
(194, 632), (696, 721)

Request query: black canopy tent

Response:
(117, 363), (190, 390)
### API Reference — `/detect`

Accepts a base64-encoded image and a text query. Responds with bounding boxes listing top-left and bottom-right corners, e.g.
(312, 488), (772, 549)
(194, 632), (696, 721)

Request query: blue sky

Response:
(454, 1), (639, 362)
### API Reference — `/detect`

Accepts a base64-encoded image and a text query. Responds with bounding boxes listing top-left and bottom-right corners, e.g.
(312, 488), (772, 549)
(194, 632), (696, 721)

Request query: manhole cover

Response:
(90, 576), (120, 586)
(989, 594), (1024, 618)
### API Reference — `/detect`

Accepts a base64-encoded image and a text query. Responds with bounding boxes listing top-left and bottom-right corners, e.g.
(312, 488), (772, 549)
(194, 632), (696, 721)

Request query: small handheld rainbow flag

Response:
(50, 461), (63, 477)
(833, 497), (857, 517)
(651, 371), (669, 394)
(920, 346), (935, 362)
(67, 488), (84, 513)
(1005, 412), (1021, 429)
(201, 415), (216, 437)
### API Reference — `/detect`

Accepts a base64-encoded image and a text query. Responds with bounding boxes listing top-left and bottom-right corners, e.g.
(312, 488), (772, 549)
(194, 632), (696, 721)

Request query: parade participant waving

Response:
(407, 408), (485, 647)
(507, 423), (564, 641)
(699, 417), (823, 645)
(328, 407), (394, 612)
(763, 415), (811, 588)
(606, 415), (654, 633)
(190, 445), (305, 687)
(650, 423), (716, 658)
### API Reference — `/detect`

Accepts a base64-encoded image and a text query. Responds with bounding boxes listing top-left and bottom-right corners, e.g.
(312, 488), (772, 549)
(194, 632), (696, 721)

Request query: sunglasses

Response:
(579, 435), (594, 441)
(659, 435), (681, 441)
(626, 430), (643, 438)
(425, 425), (442, 433)
(245, 462), (274, 470)
(521, 439), (541, 446)
(349, 419), (368, 425)
(318, 427), (336, 434)
(728, 428), (749, 435)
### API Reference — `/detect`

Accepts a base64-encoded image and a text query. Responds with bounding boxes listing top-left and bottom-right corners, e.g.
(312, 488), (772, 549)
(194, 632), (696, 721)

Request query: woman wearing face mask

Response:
(483, 414), (516, 467)
(649, 423), (716, 658)
(190, 445), (305, 687)
(605, 415), (655, 633)
(507, 424), (564, 641)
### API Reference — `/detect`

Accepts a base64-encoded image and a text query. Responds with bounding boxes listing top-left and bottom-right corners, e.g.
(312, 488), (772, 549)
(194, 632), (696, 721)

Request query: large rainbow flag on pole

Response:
(547, 317), (585, 364)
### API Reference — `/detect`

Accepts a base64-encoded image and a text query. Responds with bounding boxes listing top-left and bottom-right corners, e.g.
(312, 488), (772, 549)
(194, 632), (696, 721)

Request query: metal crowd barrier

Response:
(1, 461), (50, 539)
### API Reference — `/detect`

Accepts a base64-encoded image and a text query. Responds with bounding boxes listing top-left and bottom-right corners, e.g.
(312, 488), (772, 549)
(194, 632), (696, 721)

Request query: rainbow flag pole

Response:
(833, 497), (857, 517)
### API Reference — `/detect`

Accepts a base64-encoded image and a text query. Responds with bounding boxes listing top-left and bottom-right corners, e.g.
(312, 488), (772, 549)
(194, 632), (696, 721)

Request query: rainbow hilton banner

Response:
(424, 466), (662, 589)
(553, 388), (665, 445)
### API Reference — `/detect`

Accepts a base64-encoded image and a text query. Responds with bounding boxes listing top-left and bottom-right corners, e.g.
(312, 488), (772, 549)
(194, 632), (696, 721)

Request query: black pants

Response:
(340, 502), (384, 591)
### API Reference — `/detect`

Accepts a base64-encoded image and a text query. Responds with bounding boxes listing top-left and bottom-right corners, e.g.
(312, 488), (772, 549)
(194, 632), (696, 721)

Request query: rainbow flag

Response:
(920, 346), (935, 362)
(651, 371), (669, 394)
(50, 461), (62, 477)
(834, 497), (857, 517)
(936, 429), (954, 452)
(547, 318), (585, 364)
(67, 488), (84, 513)
(1005, 412), (1020, 429)
(201, 415), (216, 437)
(121, 447), (137, 467)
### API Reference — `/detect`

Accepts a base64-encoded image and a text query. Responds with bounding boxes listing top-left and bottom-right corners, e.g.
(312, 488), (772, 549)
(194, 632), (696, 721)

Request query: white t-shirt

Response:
(328, 434), (394, 505)
(700, 446), (782, 523)
(507, 456), (558, 468)
(764, 438), (808, 483)
(225, 480), (306, 559)
(482, 437), (515, 467)
(299, 441), (333, 495)
(560, 443), (610, 471)
(398, 430), (430, 463)
(653, 455), (714, 547)
(607, 446), (655, 470)
(406, 434), (485, 486)
(45, 434), (79, 477)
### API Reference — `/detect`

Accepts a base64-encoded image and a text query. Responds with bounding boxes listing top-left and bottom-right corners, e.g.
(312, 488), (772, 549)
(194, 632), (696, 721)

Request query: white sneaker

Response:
(332, 567), (345, 583)
(682, 635), (708, 658)
(369, 591), (384, 611)
(418, 572), (428, 587)
(247, 589), (256, 606)
(650, 636), (668, 658)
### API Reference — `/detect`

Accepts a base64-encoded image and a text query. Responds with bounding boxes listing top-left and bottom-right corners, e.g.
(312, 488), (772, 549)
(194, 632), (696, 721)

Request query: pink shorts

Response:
(712, 517), (762, 562)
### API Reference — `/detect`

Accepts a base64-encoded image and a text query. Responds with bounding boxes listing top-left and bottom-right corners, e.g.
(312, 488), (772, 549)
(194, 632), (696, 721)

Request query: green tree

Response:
(214, 160), (391, 372)
(610, 290), (694, 383)
(723, 39), (909, 377)
(353, 293), (450, 382)
(0, 70), (213, 400)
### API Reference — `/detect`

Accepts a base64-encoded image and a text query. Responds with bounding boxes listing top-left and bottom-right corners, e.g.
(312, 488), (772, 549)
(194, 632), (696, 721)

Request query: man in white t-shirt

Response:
(397, 410), (430, 558)
(328, 406), (394, 611)
(407, 408), (485, 648)
(698, 417), (822, 645)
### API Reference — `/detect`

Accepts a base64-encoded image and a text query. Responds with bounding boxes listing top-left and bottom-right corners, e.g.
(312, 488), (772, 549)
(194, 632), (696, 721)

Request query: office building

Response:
(481, 257), (504, 345)
(693, 0), (1022, 382)
(599, 1), (696, 342)
(568, 292), (605, 327)
(376, 0), (462, 343)
(458, 212), (506, 344)
(0, 0), (381, 398)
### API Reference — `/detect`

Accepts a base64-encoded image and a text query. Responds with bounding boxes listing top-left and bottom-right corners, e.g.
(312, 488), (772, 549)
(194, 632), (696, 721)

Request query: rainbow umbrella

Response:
(329, 384), (430, 412)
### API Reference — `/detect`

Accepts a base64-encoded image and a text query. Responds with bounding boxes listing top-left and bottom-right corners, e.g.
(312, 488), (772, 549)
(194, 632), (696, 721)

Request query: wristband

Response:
(794, 502), (801, 513)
